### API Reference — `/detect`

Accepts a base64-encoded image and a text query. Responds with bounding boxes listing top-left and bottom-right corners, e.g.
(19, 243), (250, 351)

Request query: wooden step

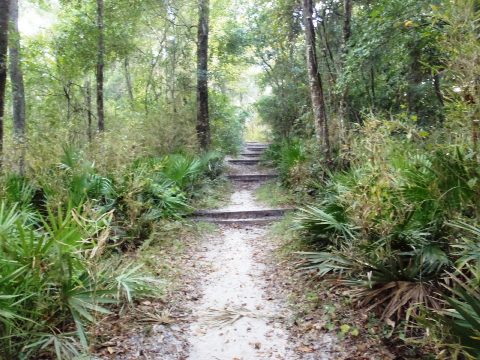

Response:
(245, 142), (271, 146)
(227, 174), (277, 182)
(193, 208), (290, 219)
(228, 159), (260, 165)
(193, 217), (282, 225)
(244, 148), (266, 153)
(192, 207), (293, 225)
(240, 153), (262, 157)
(246, 144), (268, 148)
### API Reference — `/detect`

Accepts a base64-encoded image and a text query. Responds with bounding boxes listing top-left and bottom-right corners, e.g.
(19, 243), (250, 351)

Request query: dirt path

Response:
(187, 226), (290, 359)
(186, 144), (294, 359)
(96, 143), (394, 360)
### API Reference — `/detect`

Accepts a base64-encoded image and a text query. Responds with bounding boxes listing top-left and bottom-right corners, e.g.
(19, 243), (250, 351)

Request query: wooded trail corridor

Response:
(0, 0), (479, 359)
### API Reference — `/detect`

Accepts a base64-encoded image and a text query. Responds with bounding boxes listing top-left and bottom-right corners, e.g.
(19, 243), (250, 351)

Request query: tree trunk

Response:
(171, 38), (177, 114)
(322, 24), (335, 73)
(9, 0), (26, 174)
(343, 0), (352, 45)
(196, 0), (210, 151)
(319, 9), (336, 85)
(473, 77), (480, 162)
(407, 41), (423, 117)
(85, 79), (93, 142)
(124, 57), (134, 106)
(96, 0), (105, 132)
(339, 0), (352, 150)
(433, 73), (444, 107)
(64, 83), (71, 123)
(0, 0), (10, 169)
(473, 115), (479, 161)
(370, 66), (376, 107)
(302, 0), (331, 162)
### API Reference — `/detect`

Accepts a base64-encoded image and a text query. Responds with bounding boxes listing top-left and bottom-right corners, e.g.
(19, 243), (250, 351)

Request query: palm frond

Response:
(294, 204), (357, 246)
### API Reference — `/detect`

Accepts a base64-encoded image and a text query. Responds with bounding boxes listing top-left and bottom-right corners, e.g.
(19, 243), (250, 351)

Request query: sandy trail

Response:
(187, 157), (292, 359)
(94, 146), (337, 360)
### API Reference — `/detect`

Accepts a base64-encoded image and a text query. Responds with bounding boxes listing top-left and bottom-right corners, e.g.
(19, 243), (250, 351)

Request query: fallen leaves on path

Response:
(200, 305), (283, 328)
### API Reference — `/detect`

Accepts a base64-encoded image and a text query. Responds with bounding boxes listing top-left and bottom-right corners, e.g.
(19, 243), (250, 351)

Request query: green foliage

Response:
(294, 205), (356, 246)
(443, 273), (480, 359)
(57, 146), (117, 210)
(4, 0), (480, 358)
(0, 142), (223, 358)
(250, 0), (309, 139)
(3, 174), (36, 209)
(249, 0), (479, 356)
(263, 139), (306, 183)
(0, 201), (161, 359)
(117, 152), (224, 241)
(285, 118), (480, 355)
(436, 222), (480, 358)
(341, 0), (445, 124)
(161, 154), (204, 191)
(255, 181), (294, 208)
(210, 91), (247, 154)
(198, 150), (225, 180)
(255, 91), (309, 139)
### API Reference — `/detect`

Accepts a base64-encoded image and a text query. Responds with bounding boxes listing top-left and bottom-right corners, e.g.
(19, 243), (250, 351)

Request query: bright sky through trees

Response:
(19, 3), (56, 36)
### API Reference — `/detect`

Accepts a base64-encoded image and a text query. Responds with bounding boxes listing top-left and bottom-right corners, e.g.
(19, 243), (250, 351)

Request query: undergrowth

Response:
(268, 118), (480, 358)
(0, 147), (225, 359)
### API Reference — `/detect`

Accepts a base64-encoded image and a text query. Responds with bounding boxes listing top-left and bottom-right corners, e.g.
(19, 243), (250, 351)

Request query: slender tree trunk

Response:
(64, 83), (71, 123)
(343, 0), (352, 44)
(171, 38), (177, 114)
(196, 0), (210, 151)
(9, 0), (25, 139)
(302, 0), (331, 162)
(370, 66), (376, 107)
(9, 0), (26, 174)
(362, 71), (374, 107)
(0, 0), (10, 169)
(124, 57), (134, 105)
(473, 115), (479, 160)
(85, 79), (93, 142)
(473, 77), (480, 162)
(339, 0), (352, 152)
(318, 15), (336, 101)
(341, 0), (352, 104)
(319, 10), (336, 81)
(339, 0), (352, 151)
(433, 73), (444, 107)
(473, 102), (479, 161)
(433, 72), (446, 124)
(407, 42), (422, 117)
(96, 0), (105, 132)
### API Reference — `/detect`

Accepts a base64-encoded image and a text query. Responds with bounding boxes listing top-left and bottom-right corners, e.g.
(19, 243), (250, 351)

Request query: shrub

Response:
(0, 202), (160, 359)
(263, 138), (306, 184)
(442, 272), (480, 359)
(292, 119), (480, 355)
(0, 145), (223, 358)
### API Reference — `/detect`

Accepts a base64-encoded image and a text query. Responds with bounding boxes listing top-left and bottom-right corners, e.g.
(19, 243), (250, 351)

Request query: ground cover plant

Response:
(253, 0), (480, 357)
(0, 148), (226, 358)
(269, 121), (480, 357)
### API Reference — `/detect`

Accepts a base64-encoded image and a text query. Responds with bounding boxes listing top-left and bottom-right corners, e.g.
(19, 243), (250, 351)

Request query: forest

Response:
(0, 0), (479, 359)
